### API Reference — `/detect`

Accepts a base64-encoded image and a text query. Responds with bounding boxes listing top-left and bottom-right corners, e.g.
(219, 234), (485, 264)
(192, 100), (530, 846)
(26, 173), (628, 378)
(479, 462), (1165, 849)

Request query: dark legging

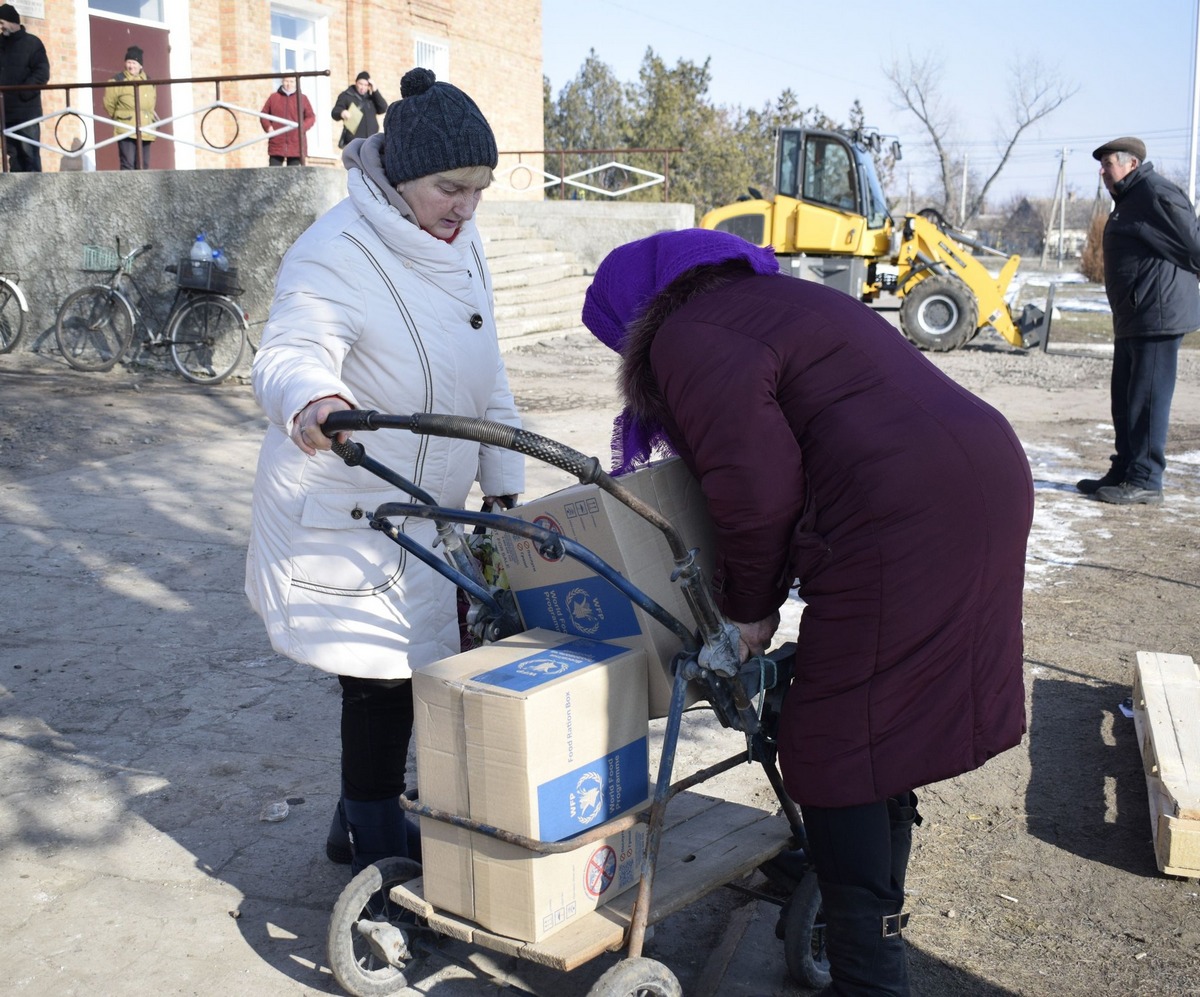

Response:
(338, 675), (414, 801)
(801, 798), (895, 893)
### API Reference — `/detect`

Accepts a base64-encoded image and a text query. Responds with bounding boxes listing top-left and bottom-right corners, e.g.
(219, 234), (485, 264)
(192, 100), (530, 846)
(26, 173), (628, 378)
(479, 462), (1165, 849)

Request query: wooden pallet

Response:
(389, 790), (791, 972)
(1131, 651), (1200, 877)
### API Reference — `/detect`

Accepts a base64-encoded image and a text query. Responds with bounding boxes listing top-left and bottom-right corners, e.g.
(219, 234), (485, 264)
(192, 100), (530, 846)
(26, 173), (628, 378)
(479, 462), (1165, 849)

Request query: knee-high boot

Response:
(887, 791), (921, 895)
(817, 881), (910, 996)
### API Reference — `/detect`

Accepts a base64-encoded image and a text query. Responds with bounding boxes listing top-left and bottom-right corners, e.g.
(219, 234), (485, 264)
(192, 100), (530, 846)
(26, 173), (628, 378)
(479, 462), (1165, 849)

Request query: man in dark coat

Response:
(0, 4), (51, 173)
(1077, 136), (1200, 505)
(331, 70), (386, 149)
(583, 229), (1032, 996)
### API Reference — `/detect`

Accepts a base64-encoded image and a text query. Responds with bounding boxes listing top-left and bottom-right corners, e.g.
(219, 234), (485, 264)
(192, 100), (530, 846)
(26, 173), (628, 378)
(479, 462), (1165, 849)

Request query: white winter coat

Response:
(245, 133), (525, 679)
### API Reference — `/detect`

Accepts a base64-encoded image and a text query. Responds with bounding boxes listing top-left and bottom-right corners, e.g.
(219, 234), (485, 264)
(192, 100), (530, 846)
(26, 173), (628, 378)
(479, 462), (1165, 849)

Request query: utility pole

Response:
(1057, 147), (1069, 268)
(1190, 0), (1200, 206)
(1041, 150), (1065, 269)
(960, 152), (968, 224)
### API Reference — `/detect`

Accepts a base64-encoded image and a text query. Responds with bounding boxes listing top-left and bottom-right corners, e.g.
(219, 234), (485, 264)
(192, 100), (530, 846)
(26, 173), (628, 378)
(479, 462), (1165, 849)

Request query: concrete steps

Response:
(478, 211), (591, 344)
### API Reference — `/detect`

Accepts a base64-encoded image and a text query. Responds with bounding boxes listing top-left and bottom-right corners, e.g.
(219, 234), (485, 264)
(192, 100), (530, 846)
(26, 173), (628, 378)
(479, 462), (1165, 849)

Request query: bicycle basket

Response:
(82, 245), (127, 273)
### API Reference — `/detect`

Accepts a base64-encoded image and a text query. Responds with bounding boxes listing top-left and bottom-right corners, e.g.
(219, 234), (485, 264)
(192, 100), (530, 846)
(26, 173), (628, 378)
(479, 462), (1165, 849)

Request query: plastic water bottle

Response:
(212, 248), (229, 271)
(190, 233), (213, 262)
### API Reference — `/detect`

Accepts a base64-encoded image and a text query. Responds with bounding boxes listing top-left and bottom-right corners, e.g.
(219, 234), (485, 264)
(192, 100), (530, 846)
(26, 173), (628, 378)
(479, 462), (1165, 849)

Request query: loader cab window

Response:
(803, 136), (856, 212)
(777, 131), (801, 199)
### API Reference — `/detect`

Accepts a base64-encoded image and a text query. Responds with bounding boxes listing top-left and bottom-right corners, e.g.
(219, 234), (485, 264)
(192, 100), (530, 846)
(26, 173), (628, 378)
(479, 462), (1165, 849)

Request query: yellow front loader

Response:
(699, 128), (1051, 352)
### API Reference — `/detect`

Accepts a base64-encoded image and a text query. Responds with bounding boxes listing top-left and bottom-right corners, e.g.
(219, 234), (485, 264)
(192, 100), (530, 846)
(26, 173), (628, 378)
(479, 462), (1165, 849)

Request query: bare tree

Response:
(886, 53), (1077, 225)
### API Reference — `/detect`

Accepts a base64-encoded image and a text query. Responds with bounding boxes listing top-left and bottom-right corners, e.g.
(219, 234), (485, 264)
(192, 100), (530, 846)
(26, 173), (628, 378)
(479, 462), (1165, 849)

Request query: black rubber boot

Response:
(343, 796), (411, 876)
(326, 798), (352, 865)
(817, 881), (911, 996)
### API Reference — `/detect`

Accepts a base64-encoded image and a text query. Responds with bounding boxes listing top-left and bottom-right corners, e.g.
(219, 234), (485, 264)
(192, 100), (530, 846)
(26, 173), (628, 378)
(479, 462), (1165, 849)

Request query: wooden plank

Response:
(1132, 652), (1200, 877)
(1135, 652), (1200, 817)
(388, 793), (789, 972)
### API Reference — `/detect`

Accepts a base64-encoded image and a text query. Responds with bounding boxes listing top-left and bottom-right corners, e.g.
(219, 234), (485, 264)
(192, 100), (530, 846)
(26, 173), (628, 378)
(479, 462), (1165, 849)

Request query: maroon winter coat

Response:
(635, 274), (1031, 808)
(260, 88), (315, 159)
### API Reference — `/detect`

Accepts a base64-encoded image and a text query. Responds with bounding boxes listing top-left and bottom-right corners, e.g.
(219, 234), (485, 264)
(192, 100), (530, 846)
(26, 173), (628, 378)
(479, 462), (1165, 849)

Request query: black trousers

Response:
(801, 798), (895, 894)
(269, 155), (302, 166)
(117, 138), (152, 170)
(6, 121), (41, 172)
(338, 675), (414, 801)
(1110, 334), (1183, 491)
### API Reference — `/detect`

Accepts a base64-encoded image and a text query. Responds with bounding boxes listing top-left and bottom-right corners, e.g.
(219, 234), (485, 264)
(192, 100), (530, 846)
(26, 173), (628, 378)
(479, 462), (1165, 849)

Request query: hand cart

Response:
(318, 410), (831, 997)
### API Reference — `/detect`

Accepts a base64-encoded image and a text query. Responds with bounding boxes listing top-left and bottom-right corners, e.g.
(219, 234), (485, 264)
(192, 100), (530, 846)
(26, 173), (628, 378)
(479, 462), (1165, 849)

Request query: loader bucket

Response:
(1015, 282), (1056, 350)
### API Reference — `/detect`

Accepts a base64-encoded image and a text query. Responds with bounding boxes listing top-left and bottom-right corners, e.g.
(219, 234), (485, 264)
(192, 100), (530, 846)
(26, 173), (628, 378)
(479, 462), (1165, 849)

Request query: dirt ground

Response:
(2, 310), (1199, 996)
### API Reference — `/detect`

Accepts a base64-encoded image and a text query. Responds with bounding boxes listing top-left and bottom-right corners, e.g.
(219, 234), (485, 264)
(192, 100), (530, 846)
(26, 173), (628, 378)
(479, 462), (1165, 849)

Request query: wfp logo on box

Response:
(471, 639), (624, 692)
(570, 770), (605, 825)
(537, 738), (649, 841)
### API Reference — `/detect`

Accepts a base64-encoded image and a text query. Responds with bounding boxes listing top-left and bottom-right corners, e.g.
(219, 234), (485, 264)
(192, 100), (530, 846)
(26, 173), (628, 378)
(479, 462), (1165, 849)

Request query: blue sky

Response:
(542, 0), (1199, 208)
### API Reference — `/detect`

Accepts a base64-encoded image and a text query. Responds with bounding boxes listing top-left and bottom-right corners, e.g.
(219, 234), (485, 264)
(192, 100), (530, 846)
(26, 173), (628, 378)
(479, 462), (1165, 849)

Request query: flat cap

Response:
(1092, 136), (1146, 162)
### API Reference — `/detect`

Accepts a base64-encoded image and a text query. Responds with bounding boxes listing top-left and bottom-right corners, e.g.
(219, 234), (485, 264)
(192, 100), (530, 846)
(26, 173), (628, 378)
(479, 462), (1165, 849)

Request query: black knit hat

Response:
(383, 68), (498, 186)
(0, 4), (21, 24)
(125, 45), (144, 64)
(356, 71), (370, 82)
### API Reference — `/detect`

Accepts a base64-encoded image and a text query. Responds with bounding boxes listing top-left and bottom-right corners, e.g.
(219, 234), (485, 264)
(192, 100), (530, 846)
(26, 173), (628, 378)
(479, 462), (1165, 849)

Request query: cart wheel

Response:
(586, 956), (681, 997)
(327, 856), (422, 997)
(783, 871), (832, 989)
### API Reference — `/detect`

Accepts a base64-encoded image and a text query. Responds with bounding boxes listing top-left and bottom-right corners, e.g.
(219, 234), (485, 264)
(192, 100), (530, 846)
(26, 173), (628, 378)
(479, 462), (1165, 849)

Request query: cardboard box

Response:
(413, 629), (650, 941)
(494, 458), (716, 718)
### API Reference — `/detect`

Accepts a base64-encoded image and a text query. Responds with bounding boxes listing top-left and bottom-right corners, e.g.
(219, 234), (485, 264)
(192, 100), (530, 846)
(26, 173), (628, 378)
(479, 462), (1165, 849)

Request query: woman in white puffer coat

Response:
(246, 68), (524, 874)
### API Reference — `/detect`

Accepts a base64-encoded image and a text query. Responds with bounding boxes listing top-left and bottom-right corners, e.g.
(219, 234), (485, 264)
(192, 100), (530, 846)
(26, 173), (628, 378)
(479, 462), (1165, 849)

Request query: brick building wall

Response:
(12, 0), (543, 193)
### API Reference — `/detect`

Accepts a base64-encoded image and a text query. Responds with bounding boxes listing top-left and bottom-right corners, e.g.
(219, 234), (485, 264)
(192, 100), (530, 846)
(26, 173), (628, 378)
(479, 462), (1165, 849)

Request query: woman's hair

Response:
(432, 165), (493, 189)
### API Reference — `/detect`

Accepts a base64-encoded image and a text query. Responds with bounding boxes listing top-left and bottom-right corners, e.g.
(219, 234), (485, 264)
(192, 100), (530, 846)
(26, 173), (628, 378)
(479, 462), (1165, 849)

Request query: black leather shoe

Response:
(1095, 482), (1163, 505)
(1077, 471), (1121, 494)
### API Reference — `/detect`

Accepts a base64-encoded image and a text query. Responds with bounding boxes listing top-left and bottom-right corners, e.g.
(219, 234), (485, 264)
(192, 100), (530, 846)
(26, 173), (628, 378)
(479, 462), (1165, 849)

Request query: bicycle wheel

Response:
(55, 285), (136, 372)
(168, 295), (246, 384)
(0, 278), (25, 354)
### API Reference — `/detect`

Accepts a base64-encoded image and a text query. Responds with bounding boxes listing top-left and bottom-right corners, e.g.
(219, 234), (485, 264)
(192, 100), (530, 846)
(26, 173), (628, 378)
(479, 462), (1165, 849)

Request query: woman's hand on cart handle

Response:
(731, 611), (781, 661)
(292, 394), (352, 456)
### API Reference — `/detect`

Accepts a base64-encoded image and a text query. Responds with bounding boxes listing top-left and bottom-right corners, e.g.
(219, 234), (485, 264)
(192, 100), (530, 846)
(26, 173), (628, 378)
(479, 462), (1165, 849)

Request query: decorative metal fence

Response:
(3, 71), (680, 201)
(0, 69), (330, 171)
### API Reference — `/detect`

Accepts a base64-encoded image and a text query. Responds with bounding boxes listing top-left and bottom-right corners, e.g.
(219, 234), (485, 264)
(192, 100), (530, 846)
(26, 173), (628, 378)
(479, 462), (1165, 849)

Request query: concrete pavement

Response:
(0, 397), (797, 996)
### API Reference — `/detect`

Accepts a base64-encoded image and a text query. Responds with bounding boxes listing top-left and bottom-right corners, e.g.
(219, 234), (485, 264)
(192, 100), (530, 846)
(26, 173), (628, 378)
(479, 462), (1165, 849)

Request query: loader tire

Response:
(899, 274), (978, 352)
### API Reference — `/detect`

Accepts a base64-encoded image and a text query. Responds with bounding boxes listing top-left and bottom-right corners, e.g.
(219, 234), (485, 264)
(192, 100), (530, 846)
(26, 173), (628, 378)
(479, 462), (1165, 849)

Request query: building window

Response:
(270, 5), (332, 157)
(89, 0), (165, 19)
(414, 38), (450, 80)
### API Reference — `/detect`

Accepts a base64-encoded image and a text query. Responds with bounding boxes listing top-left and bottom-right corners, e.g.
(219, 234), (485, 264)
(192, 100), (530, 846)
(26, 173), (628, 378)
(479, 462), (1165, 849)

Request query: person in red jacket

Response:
(260, 75), (314, 166)
(582, 229), (1032, 996)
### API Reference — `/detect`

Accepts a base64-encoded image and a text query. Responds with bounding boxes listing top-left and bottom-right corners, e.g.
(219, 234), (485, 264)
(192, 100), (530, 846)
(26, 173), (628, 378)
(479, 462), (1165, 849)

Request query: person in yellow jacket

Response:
(104, 45), (156, 170)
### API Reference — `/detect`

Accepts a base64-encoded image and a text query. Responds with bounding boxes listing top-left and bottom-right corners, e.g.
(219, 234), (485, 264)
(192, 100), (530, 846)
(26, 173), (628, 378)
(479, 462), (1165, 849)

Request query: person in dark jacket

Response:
(1077, 136), (1200, 505)
(582, 229), (1033, 996)
(260, 75), (315, 165)
(0, 4), (51, 173)
(331, 70), (386, 148)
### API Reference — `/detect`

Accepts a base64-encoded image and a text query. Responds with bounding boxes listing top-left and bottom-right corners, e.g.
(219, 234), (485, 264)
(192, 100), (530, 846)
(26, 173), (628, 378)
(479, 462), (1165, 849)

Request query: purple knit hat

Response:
(582, 229), (779, 472)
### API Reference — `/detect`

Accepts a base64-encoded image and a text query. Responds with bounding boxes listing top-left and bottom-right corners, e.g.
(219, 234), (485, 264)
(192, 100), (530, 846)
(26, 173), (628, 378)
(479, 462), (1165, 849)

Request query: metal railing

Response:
(3, 73), (683, 201)
(0, 69), (329, 171)
(495, 148), (683, 202)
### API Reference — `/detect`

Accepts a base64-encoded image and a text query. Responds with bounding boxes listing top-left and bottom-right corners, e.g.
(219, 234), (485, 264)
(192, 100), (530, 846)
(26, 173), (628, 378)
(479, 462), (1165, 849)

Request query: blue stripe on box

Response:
(513, 578), (642, 642)
(470, 638), (625, 692)
(536, 738), (649, 841)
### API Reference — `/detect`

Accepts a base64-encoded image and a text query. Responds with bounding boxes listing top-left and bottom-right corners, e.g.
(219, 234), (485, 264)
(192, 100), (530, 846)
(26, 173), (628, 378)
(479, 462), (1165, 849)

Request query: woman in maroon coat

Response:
(260, 76), (315, 166)
(582, 230), (1032, 996)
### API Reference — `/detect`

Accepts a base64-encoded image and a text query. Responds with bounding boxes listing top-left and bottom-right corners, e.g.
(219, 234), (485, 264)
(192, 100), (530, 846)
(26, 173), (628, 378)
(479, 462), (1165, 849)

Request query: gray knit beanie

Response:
(383, 68), (498, 186)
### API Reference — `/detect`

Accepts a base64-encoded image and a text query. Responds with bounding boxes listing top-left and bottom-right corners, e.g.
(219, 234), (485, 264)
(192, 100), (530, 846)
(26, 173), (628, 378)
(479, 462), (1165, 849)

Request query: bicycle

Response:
(0, 269), (30, 354)
(54, 239), (249, 384)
